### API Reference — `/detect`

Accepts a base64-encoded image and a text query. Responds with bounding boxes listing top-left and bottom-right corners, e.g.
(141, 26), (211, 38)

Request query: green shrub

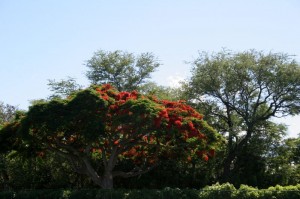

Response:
(1, 184), (299, 199)
(233, 185), (259, 199)
(127, 189), (161, 199)
(199, 183), (236, 199)
(261, 184), (300, 199)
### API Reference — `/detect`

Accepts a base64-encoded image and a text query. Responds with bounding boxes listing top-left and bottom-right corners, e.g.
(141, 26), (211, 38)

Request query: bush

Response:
(0, 184), (299, 199)
(233, 185), (259, 199)
(261, 185), (300, 199)
(199, 183), (236, 199)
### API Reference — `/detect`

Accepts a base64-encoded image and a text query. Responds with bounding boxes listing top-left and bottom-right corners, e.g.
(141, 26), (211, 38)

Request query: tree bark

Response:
(221, 128), (253, 182)
(221, 149), (236, 182)
(101, 171), (114, 189)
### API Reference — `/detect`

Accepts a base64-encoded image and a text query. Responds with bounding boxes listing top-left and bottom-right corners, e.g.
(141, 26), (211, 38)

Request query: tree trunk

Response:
(101, 171), (113, 189)
(0, 171), (9, 189)
(221, 149), (236, 182)
(221, 129), (253, 182)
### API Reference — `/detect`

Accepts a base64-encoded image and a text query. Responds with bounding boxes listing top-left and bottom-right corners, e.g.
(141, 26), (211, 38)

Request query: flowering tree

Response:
(1, 84), (221, 189)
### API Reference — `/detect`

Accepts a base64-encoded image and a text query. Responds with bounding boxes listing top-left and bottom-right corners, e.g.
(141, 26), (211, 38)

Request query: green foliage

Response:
(262, 185), (300, 199)
(0, 102), (17, 126)
(188, 49), (300, 184)
(0, 184), (298, 199)
(4, 151), (90, 190)
(262, 136), (300, 187)
(86, 50), (160, 91)
(234, 185), (260, 199)
(139, 82), (184, 101)
(199, 183), (236, 199)
(47, 77), (83, 99)
(0, 84), (221, 189)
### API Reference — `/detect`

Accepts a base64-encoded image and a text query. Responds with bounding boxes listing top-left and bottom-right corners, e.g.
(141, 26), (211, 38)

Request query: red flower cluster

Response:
(93, 84), (215, 164)
(195, 149), (216, 161)
(116, 91), (138, 101)
(151, 99), (206, 141)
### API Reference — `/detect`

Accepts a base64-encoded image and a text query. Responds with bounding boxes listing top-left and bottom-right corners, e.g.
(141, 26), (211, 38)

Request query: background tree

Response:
(47, 50), (160, 98)
(0, 102), (17, 127)
(1, 84), (222, 189)
(188, 50), (300, 183)
(86, 50), (160, 91)
(0, 102), (18, 189)
(139, 82), (184, 101)
(227, 122), (287, 187)
(263, 135), (300, 186)
(47, 77), (83, 99)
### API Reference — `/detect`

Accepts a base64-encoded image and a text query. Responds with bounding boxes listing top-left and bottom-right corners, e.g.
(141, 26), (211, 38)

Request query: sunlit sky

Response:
(0, 0), (299, 137)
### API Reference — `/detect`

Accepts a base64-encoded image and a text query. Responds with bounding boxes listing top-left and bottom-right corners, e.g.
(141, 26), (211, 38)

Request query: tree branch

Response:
(112, 163), (159, 178)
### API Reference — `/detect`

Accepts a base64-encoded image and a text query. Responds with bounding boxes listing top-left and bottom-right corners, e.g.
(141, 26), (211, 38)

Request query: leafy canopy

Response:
(1, 84), (221, 188)
(188, 49), (300, 182)
(86, 50), (160, 91)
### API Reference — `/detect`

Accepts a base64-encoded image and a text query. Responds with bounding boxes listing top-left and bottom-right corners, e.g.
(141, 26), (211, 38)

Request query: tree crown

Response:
(86, 50), (160, 91)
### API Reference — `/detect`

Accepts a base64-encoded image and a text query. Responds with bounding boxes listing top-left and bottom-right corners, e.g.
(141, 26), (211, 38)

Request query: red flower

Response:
(92, 148), (102, 153)
(142, 135), (148, 142)
(159, 109), (168, 118)
(174, 120), (182, 127)
(102, 84), (112, 90)
(188, 122), (195, 130)
(198, 133), (205, 139)
(128, 147), (137, 156)
(101, 95), (109, 101)
(130, 91), (138, 99)
(203, 154), (209, 161)
(109, 104), (118, 111)
(37, 151), (45, 158)
(113, 140), (120, 145)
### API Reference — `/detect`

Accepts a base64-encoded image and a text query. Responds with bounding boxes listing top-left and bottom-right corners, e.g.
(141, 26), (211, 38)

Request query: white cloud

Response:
(167, 74), (185, 88)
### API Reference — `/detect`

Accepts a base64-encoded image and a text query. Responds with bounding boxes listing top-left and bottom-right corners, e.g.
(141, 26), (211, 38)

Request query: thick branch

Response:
(112, 163), (159, 178)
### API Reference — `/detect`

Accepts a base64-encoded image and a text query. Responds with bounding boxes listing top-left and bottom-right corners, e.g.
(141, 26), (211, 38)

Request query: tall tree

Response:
(139, 82), (184, 101)
(86, 50), (160, 91)
(0, 102), (18, 189)
(188, 50), (300, 182)
(0, 84), (221, 189)
(0, 102), (17, 126)
(47, 77), (83, 99)
(263, 135), (300, 186)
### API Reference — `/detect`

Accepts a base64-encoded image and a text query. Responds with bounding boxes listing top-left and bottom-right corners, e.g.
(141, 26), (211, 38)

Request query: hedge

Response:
(0, 183), (299, 199)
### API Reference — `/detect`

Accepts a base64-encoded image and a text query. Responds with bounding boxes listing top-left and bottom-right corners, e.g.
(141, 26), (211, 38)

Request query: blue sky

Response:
(0, 0), (299, 137)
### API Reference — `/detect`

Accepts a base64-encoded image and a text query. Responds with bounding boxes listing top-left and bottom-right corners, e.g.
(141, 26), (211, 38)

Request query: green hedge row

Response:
(0, 183), (299, 199)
